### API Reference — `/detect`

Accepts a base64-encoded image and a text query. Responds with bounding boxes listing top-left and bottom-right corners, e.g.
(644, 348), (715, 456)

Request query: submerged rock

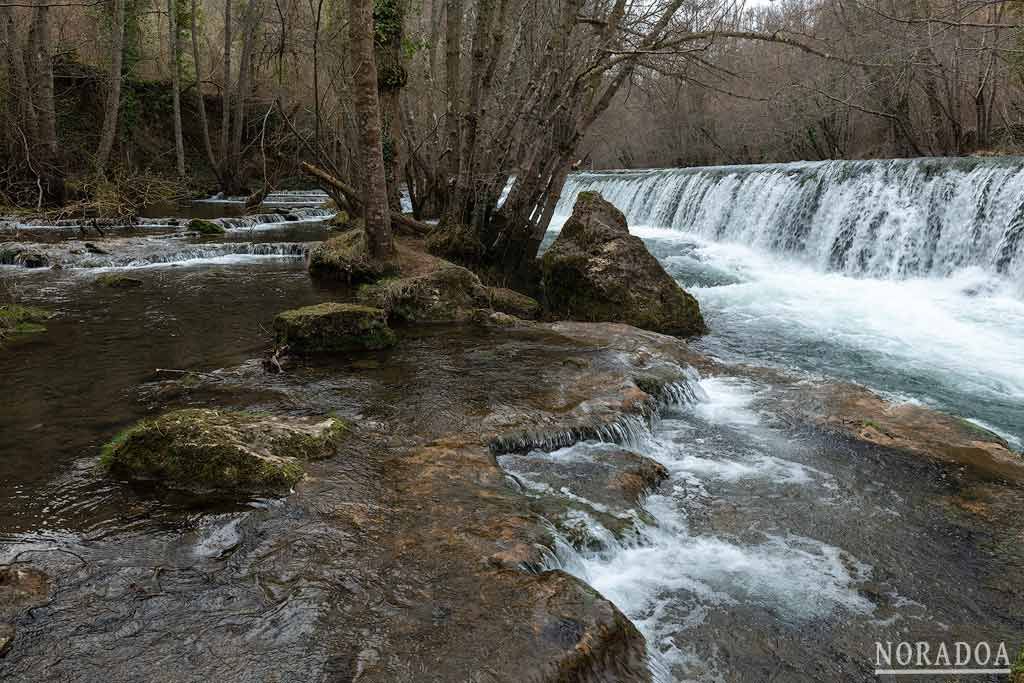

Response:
(541, 192), (705, 336)
(504, 444), (668, 549)
(0, 246), (49, 268)
(0, 566), (49, 658)
(307, 228), (397, 285)
(101, 408), (347, 493)
(358, 264), (490, 323)
(273, 302), (396, 353)
(95, 273), (143, 288)
(0, 304), (52, 341)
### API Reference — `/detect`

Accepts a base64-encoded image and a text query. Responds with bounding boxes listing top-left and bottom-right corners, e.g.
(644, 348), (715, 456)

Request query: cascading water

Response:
(556, 157), (1024, 288)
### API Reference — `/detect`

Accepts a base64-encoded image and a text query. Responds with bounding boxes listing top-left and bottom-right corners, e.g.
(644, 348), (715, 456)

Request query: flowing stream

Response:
(1, 158), (1022, 681)
(523, 157), (1024, 680)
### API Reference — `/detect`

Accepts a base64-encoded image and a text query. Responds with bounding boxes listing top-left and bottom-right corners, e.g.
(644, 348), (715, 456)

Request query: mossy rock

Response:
(487, 287), (540, 320)
(100, 408), (348, 494)
(541, 192), (706, 337)
(274, 302), (396, 353)
(425, 223), (485, 266)
(95, 273), (143, 289)
(307, 228), (396, 285)
(328, 210), (353, 229)
(358, 265), (489, 323)
(0, 304), (53, 341)
(187, 218), (226, 235)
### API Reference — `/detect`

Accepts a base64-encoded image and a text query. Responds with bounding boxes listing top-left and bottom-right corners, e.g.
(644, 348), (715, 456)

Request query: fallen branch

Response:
(299, 161), (432, 236)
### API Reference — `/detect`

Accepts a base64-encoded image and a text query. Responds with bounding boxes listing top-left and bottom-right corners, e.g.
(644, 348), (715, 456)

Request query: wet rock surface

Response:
(1, 321), (702, 681)
(541, 192), (706, 337)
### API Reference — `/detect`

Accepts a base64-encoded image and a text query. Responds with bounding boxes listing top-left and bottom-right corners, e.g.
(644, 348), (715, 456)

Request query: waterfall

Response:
(555, 157), (1024, 285)
(218, 208), (333, 230)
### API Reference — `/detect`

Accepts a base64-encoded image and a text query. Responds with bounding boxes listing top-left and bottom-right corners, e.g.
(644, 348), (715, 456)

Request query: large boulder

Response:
(101, 408), (348, 493)
(307, 228), (397, 285)
(358, 264), (490, 323)
(541, 191), (705, 336)
(274, 302), (396, 353)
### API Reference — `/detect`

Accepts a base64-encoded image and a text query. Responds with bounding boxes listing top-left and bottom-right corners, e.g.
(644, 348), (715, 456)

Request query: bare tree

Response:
(349, 0), (395, 259)
(168, 0), (186, 177)
(95, 0), (126, 174)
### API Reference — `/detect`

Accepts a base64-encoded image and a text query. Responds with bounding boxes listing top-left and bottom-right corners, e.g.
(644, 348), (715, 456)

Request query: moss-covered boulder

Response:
(425, 222), (485, 265)
(187, 218), (226, 235)
(307, 228), (397, 285)
(541, 192), (706, 336)
(358, 265), (490, 323)
(487, 287), (540, 320)
(0, 304), (52, 341)
(101, 408), (348, 493)
(274, 302), (396, 353)
(95, 273), (143, 288)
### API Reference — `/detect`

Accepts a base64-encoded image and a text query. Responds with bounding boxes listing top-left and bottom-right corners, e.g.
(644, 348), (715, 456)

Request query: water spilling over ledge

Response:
(556, 157), (1024, 287)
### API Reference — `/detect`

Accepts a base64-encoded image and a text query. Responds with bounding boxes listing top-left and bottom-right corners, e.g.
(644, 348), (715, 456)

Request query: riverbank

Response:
(1, 181), (1022, 681)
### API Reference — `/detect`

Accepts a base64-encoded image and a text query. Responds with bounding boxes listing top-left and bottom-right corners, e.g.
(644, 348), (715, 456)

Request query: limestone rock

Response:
(541, 191), (705, 336)
(101, 408), (348, 493)
(358, 265), (489, 323)
(307, 228), (396, 285)
(274, 302), (396, 353)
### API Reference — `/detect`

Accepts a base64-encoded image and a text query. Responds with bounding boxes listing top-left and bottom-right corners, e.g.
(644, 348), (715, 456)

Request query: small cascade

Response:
(199, 190), (331, 208)
(0, 240), (311, 269)
(217, 208), (333, 230)
(556, 157), (1024, 286)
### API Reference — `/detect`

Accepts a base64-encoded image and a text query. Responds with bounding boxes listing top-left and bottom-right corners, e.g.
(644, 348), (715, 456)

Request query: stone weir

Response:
(0, 319), (707, 682)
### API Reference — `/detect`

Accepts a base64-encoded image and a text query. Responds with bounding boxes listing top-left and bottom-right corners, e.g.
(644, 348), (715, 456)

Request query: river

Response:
(1, 165), (1022, 681)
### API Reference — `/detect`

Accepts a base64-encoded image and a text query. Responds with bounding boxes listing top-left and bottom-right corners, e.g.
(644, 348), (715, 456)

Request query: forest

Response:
(2, 2), (1024, 681)
(3, 0), (1024, 279)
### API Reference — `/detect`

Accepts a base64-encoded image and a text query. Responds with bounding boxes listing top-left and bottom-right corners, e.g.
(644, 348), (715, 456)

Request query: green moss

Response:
(274, 302), (396, 353)
(96, 273), (144, 288)
(1012, 646), (1024, 676)
(187, 218), (225, 235)
(101, 409), (348, 493)
(425, 223), (484, 266)
(0, 304), (53, 342)
(308, 229), (397, 285)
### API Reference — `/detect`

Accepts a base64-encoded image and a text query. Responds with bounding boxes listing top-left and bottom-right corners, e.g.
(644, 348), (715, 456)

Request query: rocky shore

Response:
(1, 193), (1020, 681)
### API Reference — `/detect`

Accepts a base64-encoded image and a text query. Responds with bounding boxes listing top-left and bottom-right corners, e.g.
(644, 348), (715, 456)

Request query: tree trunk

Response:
(95, 0), (126, 174)
(375, 0), (405, 212)
(220, 0), (232, 167)
(349, 0), (395, 260)
(30, 0), (56, 158)
(442, 0), (462, 215)
(167, 0), (186, 176)
(190, 0), (219, 179)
